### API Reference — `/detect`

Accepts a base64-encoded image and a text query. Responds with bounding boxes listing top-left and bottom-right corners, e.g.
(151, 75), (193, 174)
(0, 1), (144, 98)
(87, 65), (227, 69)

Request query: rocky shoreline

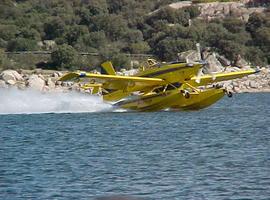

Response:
(0, 66), (270, 94)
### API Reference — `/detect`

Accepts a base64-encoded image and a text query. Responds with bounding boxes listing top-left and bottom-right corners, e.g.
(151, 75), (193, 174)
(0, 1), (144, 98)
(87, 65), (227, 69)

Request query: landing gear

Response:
(180, 90), (190, 99)
(223, 89), (233, 98)
(227, 91), (233, 98)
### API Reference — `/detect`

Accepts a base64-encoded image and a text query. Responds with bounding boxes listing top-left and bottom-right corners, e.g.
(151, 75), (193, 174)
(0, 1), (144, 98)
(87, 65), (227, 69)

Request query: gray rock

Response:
(38, 74), (45, 80)
(55, 81), (62, 86)
(0, 70), (23, 82)
(249, 80), (258, 88)
(34, 68), (43, 74)
(6, 79), (16, 85)
(232, 81), (239, 87)
(169, 1), (192, 9)
(217, 55), (231, 66)
(178, 50), (201, 63)
(43, 40), (56, 50)
(204, 54), (224, 73)
(234, 54), (250, 68)
(196, 1), (265, 22)
(27, 74), (45, 91)
(233, 86), (241, 93)
(46, 78), (55, 89)
(52, 72), (59, 78)
(57, 72), (63, 77)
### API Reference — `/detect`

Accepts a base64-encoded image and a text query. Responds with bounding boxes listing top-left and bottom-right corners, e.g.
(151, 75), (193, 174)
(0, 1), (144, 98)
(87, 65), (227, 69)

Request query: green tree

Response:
(246, 13), (265, 35)
(245, 47), (267, 66)
(129, 42), (150, 54)
(7, 38), (38, 51)
(18, 28), (41, 41)
(223, 18), (246, 33)
(94, 14), (128, 40)
(217, 39), (245, 61)
(82, 31), (107, 49)
(0, 25), (18, 41)
(254, 27), (270, 49)
(44, 17), (65, 40)
(64, 25), (89, 45)
(154, 38), (195, 61)
(51, 44), (78, 69)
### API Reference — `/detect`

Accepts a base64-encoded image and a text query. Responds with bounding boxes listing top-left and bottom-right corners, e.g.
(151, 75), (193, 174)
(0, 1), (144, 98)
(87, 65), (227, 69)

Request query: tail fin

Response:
(100, 61), (116, 75)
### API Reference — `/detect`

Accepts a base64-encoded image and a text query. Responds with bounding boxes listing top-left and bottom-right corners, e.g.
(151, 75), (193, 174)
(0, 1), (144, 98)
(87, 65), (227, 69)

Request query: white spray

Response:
(0, 88), (113, 115)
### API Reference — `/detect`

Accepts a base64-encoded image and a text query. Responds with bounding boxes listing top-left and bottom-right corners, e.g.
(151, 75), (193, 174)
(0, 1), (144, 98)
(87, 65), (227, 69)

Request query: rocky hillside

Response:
(169, 0), (266, 21)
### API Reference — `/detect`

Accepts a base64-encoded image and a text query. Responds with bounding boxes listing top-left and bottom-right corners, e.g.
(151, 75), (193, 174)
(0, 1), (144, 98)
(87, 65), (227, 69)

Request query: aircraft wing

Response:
(59, 71), (166, 90)
(189, 69), (258, 86)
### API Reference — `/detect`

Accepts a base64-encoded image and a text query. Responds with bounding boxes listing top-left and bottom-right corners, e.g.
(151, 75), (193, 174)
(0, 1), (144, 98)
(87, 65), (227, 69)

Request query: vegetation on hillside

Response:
(0, 0), (269, 70)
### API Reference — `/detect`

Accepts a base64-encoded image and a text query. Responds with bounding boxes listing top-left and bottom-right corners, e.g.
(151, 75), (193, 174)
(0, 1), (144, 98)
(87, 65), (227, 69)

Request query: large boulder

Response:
(217, 55), (231, 66)
(169, 1), (192, 9)
(26, 74), (45, 91)
(249, 80), (259, 88)
(204, 54), (224, 73)
(234, 54), (250, 68)
(178, 50), (201, 63)
(0, 70), (23, 83)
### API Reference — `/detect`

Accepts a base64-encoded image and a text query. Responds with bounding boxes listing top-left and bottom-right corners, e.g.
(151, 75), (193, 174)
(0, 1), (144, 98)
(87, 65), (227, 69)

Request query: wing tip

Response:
(254, 68), (260, 74)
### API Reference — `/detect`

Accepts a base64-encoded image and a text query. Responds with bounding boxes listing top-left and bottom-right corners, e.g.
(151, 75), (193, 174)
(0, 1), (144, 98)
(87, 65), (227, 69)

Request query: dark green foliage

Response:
(51, 44), (78, 69)
(154, 38), (194, 61)
(94, 14), (128, 41)
(7, 38), (38, 51)
(83, 31), (107, 49)
(18, 28), (41, 41)
(44, 17), (65, 40)
(254, 27), (270, 48)
(99, 45), (131, 69)
(246, 13), (266, 35)
(64, 25), (89, 45)
(223, 18), (246, 33)
(146, 6), (189, 26)
(128, 42), (151, 54)
(245, 47), (267, 66)
(0, 0), (269, 69)
(0, 25), (18, 41)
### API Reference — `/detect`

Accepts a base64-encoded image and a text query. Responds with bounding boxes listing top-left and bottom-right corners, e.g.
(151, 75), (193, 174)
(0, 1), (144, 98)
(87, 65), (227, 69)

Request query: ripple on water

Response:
(0, 93), (270, 199)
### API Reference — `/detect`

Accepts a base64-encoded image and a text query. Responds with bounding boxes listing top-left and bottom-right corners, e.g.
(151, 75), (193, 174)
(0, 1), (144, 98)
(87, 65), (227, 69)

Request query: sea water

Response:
(0, 91), (269, 199)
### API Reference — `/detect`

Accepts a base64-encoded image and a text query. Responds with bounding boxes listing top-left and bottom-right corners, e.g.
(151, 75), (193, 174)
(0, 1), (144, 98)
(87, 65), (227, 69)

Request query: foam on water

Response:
(0, 88), (113, 115)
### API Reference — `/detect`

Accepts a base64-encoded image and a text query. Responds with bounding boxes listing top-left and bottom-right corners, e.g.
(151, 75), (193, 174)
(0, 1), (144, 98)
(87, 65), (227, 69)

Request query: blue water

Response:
(1, 93), (270, 200)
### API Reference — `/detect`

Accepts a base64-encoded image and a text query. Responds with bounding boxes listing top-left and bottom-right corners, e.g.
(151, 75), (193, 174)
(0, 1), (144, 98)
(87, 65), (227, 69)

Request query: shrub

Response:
(7, 38), (38, 51)
(51, 44), (78, 70)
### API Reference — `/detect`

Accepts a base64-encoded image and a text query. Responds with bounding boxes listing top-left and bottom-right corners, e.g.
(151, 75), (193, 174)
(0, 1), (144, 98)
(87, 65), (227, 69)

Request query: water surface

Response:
(1, 93), (270, 199)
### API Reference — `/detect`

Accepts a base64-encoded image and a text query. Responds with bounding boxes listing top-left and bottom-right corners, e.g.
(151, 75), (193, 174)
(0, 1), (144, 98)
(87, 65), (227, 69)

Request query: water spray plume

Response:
(0, 88), (112, 115)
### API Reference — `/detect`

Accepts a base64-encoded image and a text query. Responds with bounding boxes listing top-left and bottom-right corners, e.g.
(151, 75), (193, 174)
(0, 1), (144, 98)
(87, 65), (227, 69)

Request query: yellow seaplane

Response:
(59, 59), (258, 111)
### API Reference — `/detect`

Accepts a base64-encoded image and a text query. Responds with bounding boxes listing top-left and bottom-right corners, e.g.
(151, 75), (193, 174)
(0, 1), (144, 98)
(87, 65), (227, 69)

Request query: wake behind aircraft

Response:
(59, 59), (257, 111)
